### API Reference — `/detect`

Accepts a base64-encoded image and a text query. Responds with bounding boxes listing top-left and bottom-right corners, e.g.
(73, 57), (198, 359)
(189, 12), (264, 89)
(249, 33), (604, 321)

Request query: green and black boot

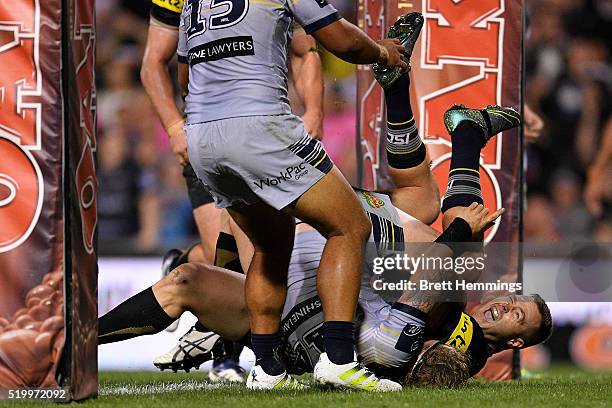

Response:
(444, 105), (522, 147)
(372, 12), (424, 89)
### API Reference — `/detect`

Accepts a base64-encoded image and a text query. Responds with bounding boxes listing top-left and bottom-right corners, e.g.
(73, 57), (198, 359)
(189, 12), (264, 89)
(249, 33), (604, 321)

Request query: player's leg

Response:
(383, 74), (439, 224)
(226, 201), (295, 377)
(441, 104), (521, 230)
(154, 263), (249, 340)
(98, 263), (248, 345)
(192, 207), (223, 265)
(161, 164), (220, 273)
(372, 12), (439, 225)
(154, 212), (248, 374)
(436, 104), (520, 282)
(285, 166), (371, 354)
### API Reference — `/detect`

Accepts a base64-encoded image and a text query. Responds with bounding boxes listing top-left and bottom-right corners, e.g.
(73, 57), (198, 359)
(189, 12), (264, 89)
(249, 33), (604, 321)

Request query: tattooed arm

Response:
(396, 203), (504, 313)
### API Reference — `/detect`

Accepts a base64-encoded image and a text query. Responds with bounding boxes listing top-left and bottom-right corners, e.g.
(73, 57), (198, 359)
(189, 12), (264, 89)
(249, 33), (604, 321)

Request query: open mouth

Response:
(484, 305), (500, 322)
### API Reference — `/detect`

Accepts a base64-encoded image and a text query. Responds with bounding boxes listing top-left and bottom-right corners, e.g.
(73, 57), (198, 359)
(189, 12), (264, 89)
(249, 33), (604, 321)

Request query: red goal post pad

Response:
(0, 0), (97, 400)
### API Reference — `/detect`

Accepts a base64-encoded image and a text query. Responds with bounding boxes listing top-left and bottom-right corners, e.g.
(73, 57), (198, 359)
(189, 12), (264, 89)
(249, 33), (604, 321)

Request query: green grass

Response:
(5, 366), (611, 407)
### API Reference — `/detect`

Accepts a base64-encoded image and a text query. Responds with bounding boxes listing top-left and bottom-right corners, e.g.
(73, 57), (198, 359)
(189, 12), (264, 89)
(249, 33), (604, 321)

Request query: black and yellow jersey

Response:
(150, 0), (182, 28)
(433, 308), (492, 376)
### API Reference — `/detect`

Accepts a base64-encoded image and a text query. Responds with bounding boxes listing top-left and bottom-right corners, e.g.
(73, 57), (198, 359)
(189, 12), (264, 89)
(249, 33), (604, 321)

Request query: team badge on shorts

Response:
(362, 191), (385, 209)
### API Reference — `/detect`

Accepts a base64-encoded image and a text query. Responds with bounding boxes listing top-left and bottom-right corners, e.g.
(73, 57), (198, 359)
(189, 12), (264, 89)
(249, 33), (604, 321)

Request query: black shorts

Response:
(183, 163), (215, 209)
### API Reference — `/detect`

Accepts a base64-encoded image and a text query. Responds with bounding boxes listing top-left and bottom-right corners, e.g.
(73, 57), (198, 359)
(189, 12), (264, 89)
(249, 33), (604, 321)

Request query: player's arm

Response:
(141, 6), (189, 165)
(177, 13), (190, 95)
(584, 117), (612, 216)
(397, 204), (504, 310)
(290, 29), (324, 140)
(288, 0), (405, 67)
(141, 25), (181, 130)
(178, 62), (189, 95)
(313, 19), (406, 67)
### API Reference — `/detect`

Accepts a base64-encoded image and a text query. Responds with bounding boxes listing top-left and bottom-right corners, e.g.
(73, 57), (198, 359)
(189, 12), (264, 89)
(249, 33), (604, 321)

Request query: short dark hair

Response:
(406, 343), (471, 388)
(525, 294), (553, 347)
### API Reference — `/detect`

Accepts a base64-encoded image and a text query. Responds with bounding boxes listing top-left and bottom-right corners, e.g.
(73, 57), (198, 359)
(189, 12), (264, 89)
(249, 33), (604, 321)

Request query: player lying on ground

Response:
(99, 14), (550, 391)
(141, 0), (326, 381)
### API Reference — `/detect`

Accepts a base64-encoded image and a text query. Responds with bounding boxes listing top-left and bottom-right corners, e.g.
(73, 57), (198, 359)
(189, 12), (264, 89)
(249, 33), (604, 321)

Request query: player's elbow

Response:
(139, 58), (157, 90)
(315, 19), (375, 64)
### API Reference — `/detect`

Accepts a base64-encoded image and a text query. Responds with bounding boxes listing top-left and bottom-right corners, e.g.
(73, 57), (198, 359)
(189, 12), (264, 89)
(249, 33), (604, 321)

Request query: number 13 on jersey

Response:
(184, 0), (250, 38)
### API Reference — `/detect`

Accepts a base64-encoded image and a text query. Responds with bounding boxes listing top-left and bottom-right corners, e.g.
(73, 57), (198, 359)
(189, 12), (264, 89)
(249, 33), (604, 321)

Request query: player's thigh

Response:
(227, 201), (294, 256)
(192, 203), (223, 253)
(286, 166), (371, 239)
(397, 208), (440, 242)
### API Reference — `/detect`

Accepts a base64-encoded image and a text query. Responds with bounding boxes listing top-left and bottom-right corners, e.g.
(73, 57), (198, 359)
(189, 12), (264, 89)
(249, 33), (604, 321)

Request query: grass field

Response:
(8, 366), (611, 407)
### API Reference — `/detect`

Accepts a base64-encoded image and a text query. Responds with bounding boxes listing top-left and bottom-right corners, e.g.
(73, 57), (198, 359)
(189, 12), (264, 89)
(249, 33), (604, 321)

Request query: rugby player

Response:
(99, 14), (551, 390)
(140, 0), (325, 381)
(176, 0), (407, 391)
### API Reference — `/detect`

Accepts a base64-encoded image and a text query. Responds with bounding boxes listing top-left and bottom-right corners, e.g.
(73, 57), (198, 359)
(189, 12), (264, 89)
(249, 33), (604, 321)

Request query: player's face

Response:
(472, 294), (541, 348)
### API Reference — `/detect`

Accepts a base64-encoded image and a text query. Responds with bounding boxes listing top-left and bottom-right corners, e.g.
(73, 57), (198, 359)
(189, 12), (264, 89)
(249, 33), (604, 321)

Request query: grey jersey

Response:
(280, 190), (405, 373)
(178, 0), (340, 123)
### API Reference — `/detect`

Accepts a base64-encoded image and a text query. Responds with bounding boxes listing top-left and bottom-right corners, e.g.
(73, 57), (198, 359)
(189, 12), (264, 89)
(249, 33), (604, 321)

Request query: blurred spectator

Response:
(524, 195), (560, 242)
(97, 128), (138, 238)
(525, 0), (612, 243)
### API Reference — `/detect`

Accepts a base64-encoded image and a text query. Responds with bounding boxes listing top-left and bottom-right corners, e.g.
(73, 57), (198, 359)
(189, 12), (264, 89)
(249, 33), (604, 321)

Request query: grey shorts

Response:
(185, 114), (334, 209)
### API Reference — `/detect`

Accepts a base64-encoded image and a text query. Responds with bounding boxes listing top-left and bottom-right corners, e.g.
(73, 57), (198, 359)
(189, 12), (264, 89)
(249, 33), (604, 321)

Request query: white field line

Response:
(99, 380), (234, 396)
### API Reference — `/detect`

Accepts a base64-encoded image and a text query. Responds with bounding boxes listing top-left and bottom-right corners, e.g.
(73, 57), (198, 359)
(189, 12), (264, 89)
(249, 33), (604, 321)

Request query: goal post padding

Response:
(0, 0), (97, 400)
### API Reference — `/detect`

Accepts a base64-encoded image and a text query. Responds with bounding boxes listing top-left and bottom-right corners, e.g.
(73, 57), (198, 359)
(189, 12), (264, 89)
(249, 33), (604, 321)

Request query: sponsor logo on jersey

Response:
(395, 323), (424, 354)
(188, 36), (254, 65)
(402, 324), (422, 337)
(362, 191), (385, 209)
(281, 296), (322, 336)
(445, 312), (474, 353)
(152, 0), (183, 14)
(254, 163), (308, 190)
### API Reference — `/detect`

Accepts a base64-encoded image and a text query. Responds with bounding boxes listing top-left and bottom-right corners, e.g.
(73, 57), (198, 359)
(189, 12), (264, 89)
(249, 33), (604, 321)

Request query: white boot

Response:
(313, 353), (402, 392)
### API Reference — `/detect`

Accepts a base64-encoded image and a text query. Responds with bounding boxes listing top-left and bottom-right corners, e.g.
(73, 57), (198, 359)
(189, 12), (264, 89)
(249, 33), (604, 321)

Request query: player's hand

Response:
(460, 203), (505, 237)
(377, 39), (407, 68)
(166, 120), (189, 166)
(584, 172), (605, 217)
(302, 110), (324, 141)
(524, 104), (544, 143)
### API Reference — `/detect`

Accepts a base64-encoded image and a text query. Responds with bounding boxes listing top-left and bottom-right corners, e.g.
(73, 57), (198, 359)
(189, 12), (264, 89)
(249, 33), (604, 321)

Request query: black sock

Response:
(441, 122), (484, 213)
(175, 243), (197, 267)
(212, 339), (245, 366)
(322, 321), (355, 365)
(214, 232), (243, 273)
(98, 287), (174, 344)
(231, 343), (244, 363)
(194, 321), (209, 332)
(385, 74), (426, 169)
(251, 332), (285, 375)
